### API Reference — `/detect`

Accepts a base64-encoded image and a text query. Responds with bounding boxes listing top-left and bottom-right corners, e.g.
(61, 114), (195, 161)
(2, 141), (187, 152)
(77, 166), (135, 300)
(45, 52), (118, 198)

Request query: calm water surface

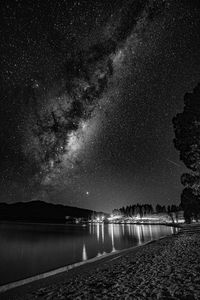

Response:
(0, 222), (178, 285)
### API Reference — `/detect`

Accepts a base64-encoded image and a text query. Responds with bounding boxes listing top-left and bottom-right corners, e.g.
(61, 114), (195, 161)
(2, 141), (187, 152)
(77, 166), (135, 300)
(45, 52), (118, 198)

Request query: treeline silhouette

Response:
(173, 83), (200, 223)
(0, 200), (99, 223)
(113, 203), (182, 218)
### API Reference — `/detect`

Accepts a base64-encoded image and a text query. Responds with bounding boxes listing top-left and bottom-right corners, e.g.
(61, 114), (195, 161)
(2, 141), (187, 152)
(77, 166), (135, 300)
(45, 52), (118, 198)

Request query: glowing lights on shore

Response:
(90, 212), (183, 225)
(107, 214), (122, 221)
(91, 215), (105, 223)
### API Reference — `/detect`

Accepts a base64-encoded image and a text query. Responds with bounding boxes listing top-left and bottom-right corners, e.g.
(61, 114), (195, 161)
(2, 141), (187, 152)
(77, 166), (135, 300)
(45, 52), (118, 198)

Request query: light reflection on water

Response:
(82, 243), (87, 261)
(0, 223), (178, 285)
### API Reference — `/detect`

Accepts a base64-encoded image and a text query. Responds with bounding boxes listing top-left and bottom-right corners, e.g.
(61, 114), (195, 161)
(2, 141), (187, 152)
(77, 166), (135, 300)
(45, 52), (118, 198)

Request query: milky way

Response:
(19, 0), (168, 190)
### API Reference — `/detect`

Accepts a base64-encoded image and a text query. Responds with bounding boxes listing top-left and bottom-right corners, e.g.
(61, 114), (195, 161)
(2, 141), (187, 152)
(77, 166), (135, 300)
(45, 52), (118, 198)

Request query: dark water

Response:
(0, 222), (178, 285)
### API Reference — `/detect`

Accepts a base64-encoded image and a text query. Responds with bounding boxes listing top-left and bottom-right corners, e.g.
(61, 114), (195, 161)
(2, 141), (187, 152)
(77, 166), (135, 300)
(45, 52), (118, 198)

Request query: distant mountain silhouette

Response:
(0, 200), (101, 223)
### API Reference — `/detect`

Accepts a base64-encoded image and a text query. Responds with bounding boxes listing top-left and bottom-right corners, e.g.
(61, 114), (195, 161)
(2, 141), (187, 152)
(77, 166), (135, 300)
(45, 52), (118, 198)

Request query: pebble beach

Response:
(3, 225), (200, 300)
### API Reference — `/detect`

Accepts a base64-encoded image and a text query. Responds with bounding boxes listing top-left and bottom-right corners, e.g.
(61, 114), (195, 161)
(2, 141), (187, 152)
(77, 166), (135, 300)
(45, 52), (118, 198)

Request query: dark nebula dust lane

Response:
(1, 0), (200, 211)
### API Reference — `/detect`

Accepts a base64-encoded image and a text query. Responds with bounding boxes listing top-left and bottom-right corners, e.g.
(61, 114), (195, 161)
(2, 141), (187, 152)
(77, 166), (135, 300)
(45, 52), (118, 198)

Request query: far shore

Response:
(0, 219), (181, 227)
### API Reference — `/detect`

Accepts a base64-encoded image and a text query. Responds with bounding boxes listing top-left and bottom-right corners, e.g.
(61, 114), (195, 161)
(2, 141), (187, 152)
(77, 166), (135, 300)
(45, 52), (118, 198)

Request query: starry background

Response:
(0, 0), (200, 212)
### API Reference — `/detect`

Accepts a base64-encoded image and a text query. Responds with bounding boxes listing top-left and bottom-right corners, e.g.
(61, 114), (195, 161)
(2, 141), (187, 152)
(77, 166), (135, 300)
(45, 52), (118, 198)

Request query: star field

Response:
(0, 0), (200, 211)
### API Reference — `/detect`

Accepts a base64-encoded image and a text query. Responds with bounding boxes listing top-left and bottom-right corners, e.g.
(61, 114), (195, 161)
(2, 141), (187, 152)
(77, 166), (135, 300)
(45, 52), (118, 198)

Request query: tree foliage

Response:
(113, 204), (154, 218)
(181, 188), (200, 223)
(113, 203), (180, 219)
(173, 83), (200, 222)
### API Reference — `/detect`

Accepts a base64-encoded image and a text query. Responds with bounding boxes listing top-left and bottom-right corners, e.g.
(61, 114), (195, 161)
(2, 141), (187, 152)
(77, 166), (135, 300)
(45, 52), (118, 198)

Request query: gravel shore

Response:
(4, 227), (200, 300)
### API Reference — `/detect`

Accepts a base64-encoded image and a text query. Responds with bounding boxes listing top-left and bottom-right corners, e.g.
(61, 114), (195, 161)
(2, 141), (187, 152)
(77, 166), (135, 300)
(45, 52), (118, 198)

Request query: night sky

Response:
(1, 0), (200, 212)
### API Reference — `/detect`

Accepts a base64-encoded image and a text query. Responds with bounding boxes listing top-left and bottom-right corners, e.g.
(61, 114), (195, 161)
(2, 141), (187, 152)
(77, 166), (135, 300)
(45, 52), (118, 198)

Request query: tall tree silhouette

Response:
(173, 83), (200, 222)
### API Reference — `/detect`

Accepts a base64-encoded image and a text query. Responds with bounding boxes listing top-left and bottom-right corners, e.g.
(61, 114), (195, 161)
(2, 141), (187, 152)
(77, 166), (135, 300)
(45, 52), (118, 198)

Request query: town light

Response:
(108, 215), (122, 221)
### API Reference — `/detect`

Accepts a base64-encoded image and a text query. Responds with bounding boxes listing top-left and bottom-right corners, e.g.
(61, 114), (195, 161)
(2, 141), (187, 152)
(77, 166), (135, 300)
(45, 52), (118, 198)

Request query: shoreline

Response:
(0, 235), (171, 294)
(0, 233), (179, 300)
(2, 225), (200, 299)
(0, 222), (179, 292)
(3, 224), (200, 299)
(0, 219), (181, 227)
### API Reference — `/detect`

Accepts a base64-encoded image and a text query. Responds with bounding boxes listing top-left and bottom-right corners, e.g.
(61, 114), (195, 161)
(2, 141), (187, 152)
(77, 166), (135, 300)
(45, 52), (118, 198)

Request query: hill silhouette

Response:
(0, 200), (99, 223)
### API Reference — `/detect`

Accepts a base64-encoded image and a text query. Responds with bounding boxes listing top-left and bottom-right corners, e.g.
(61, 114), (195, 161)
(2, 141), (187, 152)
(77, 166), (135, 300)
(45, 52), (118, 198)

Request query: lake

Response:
(0, 222), (178, 286)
